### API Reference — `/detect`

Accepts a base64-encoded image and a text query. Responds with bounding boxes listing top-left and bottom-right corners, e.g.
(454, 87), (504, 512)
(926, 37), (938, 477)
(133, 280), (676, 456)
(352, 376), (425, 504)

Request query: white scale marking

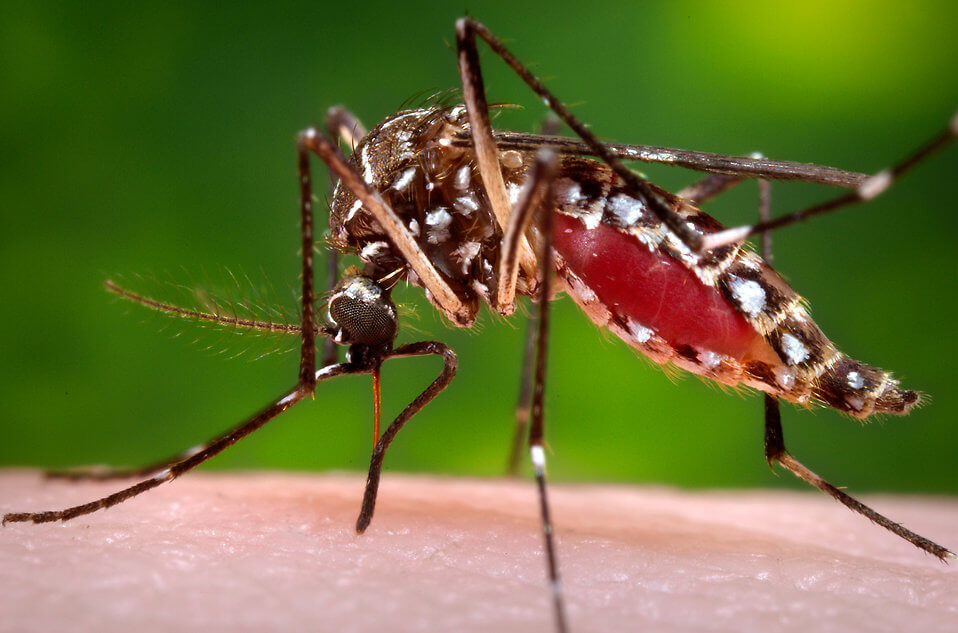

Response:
(642, 150), (677, 162)
(567, 273), (598, 304)
(625, 318), (654, 343)
(315, 365), (344, 381)
(780, 333), (809, 365)
(391, 167), (417, 192)
(608, 194), (645, 225)
(396, 129), (413, 156)
(739, 253), (763, 271)
(774, 366), (796, 389)
(278, 392), (299, 406)
(580, 199), (608, 231)
(471, 279), (490, 300)
(153, 468), (173, 482)
(506, 182), (522, 206)
(858, 169), (892, 200)
(727, 275), (766, 317)
(634, 224), (666, 251)
(454, 196), (479, 215)
(345, 199), (363, 222)
(454, 165), (471, 190)
(453, 241), (481, 274)
(698, 350), (722, 370)
(664, 222), (701, 265)
(361, 143), (374, 184)
(348, 283), (381, 302)
(847, 371), (864, 390)
(554, 178), (584, 207)
(361, 241), (389, 260)
(845, 396), (865, 412)
(425, 207), (452, 244)
(531, 445), (546, 470)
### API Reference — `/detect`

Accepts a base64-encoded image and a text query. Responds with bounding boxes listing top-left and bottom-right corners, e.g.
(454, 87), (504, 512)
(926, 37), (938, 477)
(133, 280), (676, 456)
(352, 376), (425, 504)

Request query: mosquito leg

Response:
(677, 153), (775, 207)
(322, 258), (340, 366)
(297, 128), (473, 326)
(506, 316), (536, 476)
(456, 17), (702, 252)
(498, 150), (559, 473)
(496, 149), (559, 309)
(45, 281), (316, 484)
(456, 20), (538, 290)
(355, 341), (457, 533)
(296, 132), (321, 390)
(44, 454), (211, 483)
(677, 173), (746, 206)
(326, 105), (368, 152)
(763, 390), (953, 560)
(758, 177), (773, 262)
(505, 136), (557, 470)
(701, 113), (957, 251)
(539, 113), (561, 137)
(45, 350), (324, 483)
(525, 171), (569, 633)
(3, 364), (360, 525)
(321, 107), (370, 367)
(754, 174), (948, 559)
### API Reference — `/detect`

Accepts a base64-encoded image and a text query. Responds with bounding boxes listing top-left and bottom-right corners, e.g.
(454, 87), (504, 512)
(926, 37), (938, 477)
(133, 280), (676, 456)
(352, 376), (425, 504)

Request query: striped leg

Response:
(41, 120), (335, 483)
(3, 364), (352, 525)
(456, 17), (703, 252)
(763, 393), (952, 560)
(754, 179), (952, 560)
(499, 151), (560, 476)
(677, 154), (771, 206)
(525, 160), (569, 633)
(701, 114), (957, 251)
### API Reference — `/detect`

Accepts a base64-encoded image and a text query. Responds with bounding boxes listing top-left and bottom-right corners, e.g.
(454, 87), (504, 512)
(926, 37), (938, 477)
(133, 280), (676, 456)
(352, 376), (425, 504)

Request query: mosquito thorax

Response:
(329, 104), (536, 323)
(326, 270), (398, 353)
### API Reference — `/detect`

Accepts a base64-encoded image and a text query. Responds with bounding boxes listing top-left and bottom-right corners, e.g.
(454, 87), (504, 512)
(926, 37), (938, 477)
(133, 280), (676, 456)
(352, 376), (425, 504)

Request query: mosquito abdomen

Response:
(549, 160), (921, 418)
(813, 355), (920, 418)
(552, 212), (764, 360)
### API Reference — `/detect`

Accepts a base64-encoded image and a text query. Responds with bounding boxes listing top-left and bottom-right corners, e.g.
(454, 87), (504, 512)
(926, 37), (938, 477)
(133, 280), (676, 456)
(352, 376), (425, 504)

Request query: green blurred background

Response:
(2, 1), (956, 495)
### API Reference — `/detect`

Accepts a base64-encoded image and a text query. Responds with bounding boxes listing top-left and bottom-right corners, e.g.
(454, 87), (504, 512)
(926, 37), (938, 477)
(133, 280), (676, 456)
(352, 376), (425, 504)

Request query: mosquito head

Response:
(326, 269), (398, 353)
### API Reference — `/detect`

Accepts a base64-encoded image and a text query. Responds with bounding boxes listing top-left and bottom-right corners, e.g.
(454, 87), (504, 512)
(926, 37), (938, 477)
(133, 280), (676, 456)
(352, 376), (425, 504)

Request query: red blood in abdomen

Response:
(552, 213), (760, 360)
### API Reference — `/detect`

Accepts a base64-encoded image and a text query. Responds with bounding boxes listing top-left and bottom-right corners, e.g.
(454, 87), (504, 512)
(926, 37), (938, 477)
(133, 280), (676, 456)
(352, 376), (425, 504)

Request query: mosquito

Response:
(4, 17), (955, 633)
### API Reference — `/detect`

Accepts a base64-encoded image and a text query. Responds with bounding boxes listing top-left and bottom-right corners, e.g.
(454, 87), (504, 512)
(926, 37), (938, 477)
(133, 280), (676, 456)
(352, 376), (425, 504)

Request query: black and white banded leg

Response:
(701, 113), (958, 251)
(456, 17), (703, 252)
(37, 121), (333, 484)
(3, 121), (330, 521)
(499, 151), (560, 478)
(752, 178), (953, 561)
(525, 164), (569, 633)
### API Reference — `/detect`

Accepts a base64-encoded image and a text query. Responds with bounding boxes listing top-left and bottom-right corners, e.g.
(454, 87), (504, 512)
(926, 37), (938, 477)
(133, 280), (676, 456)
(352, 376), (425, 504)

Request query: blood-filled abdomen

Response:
(552, 212), (763, 361)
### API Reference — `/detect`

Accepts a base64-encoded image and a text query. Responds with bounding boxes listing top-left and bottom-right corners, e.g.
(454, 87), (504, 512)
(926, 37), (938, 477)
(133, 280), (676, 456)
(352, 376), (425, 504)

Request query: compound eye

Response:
(327, 273), (398, 347)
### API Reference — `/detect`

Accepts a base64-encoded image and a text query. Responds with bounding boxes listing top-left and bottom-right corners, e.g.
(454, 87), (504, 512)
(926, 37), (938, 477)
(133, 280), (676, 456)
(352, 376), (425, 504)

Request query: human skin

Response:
(0, 471), (955, 633)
